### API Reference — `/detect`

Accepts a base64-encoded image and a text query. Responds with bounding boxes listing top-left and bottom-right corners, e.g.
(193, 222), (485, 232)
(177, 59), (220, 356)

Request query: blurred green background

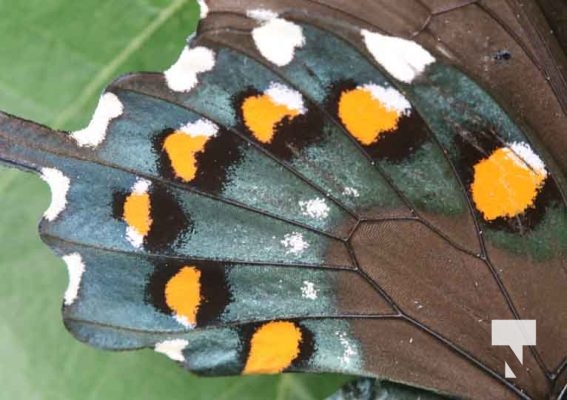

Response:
(0, 0), (350, 398)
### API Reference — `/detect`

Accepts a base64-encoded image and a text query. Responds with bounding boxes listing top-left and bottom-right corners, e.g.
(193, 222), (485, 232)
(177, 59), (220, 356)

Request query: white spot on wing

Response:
(342, 187), (360, 198)
(301, 281), (318, 300)
(174, 315), (194, 329)
(252, 17), (305, 66)
(126, 228), (144, 248)
(299, 198), (329, 219)
(508, 142), (547, 177)
(362, 84), (411, 115)
(178, 118), (218, 138)
(164, 46), (215, 92)
(265, 82), (306, 113)
(247, 9), (279, 21)
(40, 168), (70, 221)
(281, 232), (309, 255)
(62, 253), (85, 306)
(362, 30), (435, 83)
(71, 92), (123, 147)
(132, 178), (151, 195)
(154, 339), (189, 362)
(336, 331), (357, 367)
(197, 0), (208, 18)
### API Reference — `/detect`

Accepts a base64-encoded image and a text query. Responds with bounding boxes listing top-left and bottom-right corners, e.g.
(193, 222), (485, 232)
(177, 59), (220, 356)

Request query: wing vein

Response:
(42, 232), (354, 270)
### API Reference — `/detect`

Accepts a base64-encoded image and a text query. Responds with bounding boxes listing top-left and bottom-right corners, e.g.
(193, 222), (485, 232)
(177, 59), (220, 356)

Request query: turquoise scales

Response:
(0, 0), (566, 399)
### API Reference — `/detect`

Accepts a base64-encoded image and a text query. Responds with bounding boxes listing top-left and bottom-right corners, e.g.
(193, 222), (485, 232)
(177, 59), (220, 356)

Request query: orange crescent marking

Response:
(242, 94), (300, 143)
(165, 266), (202, 326)
(163, 131), (210, 182)
(243, 321), (302, 374)
(123, 192), (152, 236)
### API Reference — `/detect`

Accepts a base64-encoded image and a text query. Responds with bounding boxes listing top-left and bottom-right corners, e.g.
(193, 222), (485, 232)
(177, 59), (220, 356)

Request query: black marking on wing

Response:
(112, 184), (192, 252)
(154, 126), (244, 194)
(326, 79), (428, 163)
(454, 124), (562, 233)
(145, 260), (231, 326)
(237, 320), (316, 372)
(234, 87), (327, 160)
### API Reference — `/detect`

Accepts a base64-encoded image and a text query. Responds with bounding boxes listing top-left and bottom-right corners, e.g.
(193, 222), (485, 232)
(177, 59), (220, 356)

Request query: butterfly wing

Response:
(190, 4), (567, 397)
(0, 0), (566, 399)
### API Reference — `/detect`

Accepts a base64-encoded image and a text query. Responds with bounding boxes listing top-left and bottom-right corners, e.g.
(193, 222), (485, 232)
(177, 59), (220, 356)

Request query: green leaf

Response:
(0, 0), (351, 398)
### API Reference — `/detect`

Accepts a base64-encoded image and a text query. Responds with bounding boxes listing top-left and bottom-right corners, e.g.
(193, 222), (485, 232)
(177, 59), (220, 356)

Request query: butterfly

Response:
(0, 0), (566, 399)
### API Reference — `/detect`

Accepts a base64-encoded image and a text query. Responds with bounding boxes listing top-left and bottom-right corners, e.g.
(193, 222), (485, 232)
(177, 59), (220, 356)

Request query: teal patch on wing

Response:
(484, 208), (567, 260)
(65, 318), (245, 375)
(192, 47), (405, 215)
(0, 124), (353, 267)
(179, 328), (243, 375)
(112, 49), (408, 220)
(84, 89), (356, 238)
(225, 267), (336, 320)
(223, 266), (392, 321)
(64, 313), (366, 378)
(200, 22), (480, 253)
(177, 319), (364, 377)
(51, 240), (391, 330)
(28, 154), (352, 266)
(300, 319), (363, 375)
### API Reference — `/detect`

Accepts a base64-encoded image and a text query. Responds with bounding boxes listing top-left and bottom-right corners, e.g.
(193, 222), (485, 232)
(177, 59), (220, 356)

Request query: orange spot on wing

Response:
(165, 266), (202, 326)
(471, 147), (547, 220)
(242, 94), (299, 143)
(338, 87), (400, 145)
(163, 131), (209, 182)
(123, 192), (152, 236)
(243, 321), (302, 374)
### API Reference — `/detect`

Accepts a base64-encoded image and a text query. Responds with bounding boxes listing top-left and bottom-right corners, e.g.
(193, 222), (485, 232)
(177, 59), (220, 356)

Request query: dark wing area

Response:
(0, 1), (566, 399)
(536, 0), (567, 53)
